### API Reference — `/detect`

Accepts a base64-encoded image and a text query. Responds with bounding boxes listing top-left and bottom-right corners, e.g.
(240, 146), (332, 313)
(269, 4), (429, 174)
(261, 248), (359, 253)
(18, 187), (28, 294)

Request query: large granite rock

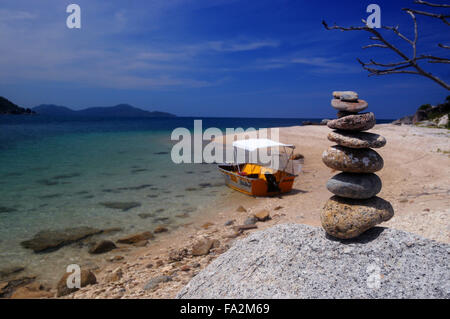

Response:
(327, 112), (375, 131)
(177, 224), (449, 299)
(327, 131), (386, 149)
(326, 173), (382, 199)
(322, 145), (384, 173)
(20, 227), (102, 253)
(321, 196), (394, 239)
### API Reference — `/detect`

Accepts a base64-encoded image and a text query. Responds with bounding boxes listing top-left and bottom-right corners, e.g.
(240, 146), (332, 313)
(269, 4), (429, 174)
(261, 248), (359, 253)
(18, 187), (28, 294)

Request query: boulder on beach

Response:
(177, 224), (449, 299)
(56, 269), (97, 297)
(322, 145), (384, 173)
(321, 196), (394, 239)
(20, 227), (103, 253)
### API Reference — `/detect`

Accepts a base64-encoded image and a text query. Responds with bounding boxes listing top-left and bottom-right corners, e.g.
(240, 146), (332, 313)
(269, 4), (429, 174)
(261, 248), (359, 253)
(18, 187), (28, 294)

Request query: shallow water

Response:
(0, 116), (310, 284)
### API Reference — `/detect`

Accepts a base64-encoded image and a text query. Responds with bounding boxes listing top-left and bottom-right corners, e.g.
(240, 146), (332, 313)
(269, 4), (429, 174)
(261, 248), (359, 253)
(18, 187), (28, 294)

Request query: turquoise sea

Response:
(1, 116), (327, 284)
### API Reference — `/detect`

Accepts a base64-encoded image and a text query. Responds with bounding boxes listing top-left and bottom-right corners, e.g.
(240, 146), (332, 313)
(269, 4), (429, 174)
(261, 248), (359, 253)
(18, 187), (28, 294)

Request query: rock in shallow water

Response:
(88, 240), (116, 254)
(322, 145), (384, 173)
(177, 224), (448, 299)
(20, 227), (103, 253)
(321, 196), (394, 239)
(117, 232), (154, 244)
(327, 112), (375, 131)
(100, 201), (141, 211)
(328, 131), (386, 149)
(326, 173), (381, 199)
(331, 99), (368, 112)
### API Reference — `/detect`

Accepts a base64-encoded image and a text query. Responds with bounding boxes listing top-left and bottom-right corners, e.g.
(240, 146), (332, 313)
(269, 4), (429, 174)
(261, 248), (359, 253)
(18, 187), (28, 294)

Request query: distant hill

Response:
(32, 103), (176, 118)
(0, 96), (35, 115)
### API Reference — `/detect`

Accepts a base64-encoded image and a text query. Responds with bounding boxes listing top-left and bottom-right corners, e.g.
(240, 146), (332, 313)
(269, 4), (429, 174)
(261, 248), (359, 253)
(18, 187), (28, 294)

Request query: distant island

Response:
(0, 96), (176, 118)
(0, 96), (35, 115)
(32, 104), (176, 118)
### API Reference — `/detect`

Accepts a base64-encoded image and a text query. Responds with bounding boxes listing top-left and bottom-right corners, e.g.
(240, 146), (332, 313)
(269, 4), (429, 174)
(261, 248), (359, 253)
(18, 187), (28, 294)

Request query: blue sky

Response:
(0, 0), (449, 118)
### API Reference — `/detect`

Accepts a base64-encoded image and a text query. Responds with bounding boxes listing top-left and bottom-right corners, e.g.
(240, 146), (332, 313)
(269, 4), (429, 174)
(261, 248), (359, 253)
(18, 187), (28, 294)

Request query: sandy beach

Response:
(4, 123), (449, 299)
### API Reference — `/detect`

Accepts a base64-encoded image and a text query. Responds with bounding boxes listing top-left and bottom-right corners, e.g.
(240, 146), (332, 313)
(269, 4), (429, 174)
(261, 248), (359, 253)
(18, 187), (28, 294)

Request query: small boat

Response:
(218, 138), (300, 196)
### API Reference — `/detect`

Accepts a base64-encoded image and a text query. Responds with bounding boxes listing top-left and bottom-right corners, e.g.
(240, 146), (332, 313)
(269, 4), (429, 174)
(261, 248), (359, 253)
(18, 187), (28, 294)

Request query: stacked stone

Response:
(321, 91), (394, 239)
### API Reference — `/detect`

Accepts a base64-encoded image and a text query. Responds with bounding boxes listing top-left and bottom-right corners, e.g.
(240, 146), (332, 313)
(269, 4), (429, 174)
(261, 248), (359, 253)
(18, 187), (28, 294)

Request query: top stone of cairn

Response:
(332, 91), (358, 102)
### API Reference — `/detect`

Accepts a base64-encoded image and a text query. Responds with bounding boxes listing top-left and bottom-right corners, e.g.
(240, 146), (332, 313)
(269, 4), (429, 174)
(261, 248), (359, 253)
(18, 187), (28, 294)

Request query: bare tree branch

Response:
(414, 0), (450, 8)
(322, 1), (450, 90)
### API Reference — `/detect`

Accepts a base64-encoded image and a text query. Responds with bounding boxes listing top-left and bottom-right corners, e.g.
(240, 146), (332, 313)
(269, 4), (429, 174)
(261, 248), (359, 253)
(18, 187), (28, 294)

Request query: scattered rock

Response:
(107, 255), (124, 262)
(322, 145), (384, 173)
(169, 248), (188, 262)
(143, 275), (172, 291)
(56, 269), (97, 297)
(0, 276), (36, 298)
(154, 226), (168, 233)
(331, 99), (368, 112)
(326, 173), (382, 199)
(10, 282), (53, 299)
(327, 112), (375, 131)
(254, 210), (271, 222)
(233, 224), (258, 232)
(321, 196), (394, 239)
(117, 232), (154, 244)
(88, 240), (117, 254)
(100, 202), (141, 211)
(327, 131), (386, 149)
(20, 227), (102, 253)
(192, 238), (216, 256)
(236, 205), (247, 212)
(177, 224), (449, 298)
(244, 217), (257, 225)
(274, 206), (283, 211)
(105, 268), (123, 283)
(224, 220), (235, 226)
(180, 265), (191, 272)
(392, 115), (413, 125)
(201, 222), (214, 229)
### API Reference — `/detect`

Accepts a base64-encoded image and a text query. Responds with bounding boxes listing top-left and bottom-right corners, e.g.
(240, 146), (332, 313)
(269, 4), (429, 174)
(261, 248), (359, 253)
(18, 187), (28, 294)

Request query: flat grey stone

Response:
(326, 173), (382, 199)
(177, 224), (449, 299)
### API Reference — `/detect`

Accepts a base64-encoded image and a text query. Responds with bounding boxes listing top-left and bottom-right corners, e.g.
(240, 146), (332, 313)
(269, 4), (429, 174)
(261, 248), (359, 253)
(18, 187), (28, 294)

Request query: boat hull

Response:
(218, 164), (295, 196)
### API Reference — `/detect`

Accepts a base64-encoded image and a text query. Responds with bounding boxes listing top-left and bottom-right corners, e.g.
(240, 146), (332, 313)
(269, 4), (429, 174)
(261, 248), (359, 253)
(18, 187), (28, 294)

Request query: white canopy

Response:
(232, 138), (295, 152)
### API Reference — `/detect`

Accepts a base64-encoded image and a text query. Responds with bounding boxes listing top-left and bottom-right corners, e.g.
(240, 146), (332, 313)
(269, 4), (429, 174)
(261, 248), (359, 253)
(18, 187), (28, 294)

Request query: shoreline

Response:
(1, 123), (449, 299)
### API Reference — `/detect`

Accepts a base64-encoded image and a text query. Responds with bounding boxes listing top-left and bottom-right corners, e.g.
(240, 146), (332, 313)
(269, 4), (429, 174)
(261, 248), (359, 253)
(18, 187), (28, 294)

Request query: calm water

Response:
(0, 115), (320, 283)
(0, 115), (394, 283)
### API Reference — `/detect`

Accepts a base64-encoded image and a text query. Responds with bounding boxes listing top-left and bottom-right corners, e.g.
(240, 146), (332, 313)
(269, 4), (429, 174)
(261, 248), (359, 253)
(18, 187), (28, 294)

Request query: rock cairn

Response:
(321, 91), (394, 239)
